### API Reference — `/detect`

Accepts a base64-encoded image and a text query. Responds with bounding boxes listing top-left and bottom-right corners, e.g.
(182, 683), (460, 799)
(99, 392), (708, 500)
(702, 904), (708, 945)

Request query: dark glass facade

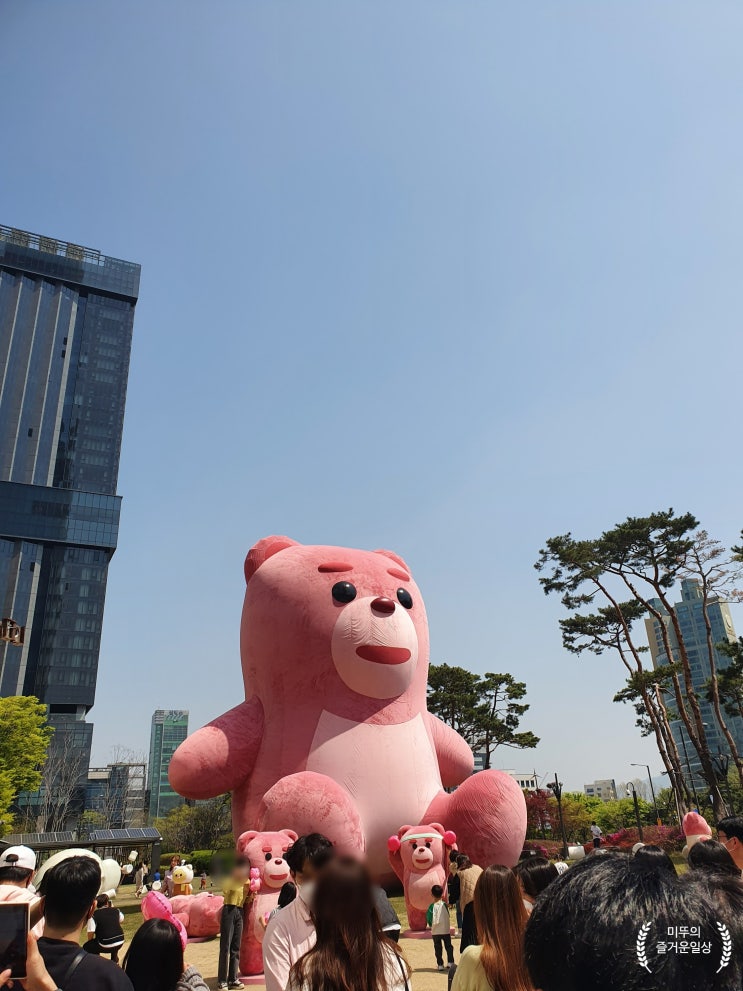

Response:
(0, 224), (139, 818)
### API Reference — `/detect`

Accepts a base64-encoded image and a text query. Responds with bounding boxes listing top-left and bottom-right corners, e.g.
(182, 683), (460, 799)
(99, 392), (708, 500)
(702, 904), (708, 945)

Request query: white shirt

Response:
(287, 943), (408, 991)
(263, 895), (316, 991)
(87, 911), (124, 933)
(590, 825), (602, 838)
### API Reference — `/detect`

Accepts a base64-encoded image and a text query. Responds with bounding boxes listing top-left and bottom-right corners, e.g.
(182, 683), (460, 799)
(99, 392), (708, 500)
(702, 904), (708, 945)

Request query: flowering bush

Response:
(583, 825), (685, 855)
(521, 840), (564, 858)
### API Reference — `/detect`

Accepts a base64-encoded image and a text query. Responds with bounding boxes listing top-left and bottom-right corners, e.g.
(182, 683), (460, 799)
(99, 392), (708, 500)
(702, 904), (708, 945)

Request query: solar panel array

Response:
(88, 827), (162, 842)
(0, 831), (76, 846)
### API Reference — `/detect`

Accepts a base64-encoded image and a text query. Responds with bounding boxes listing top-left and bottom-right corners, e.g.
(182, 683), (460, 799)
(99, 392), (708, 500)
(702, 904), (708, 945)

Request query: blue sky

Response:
(3, 2), (743, 791)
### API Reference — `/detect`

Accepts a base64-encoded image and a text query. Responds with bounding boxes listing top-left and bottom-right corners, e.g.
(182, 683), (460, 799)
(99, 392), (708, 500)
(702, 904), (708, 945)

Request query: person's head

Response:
(449, 850), (459, 873)
(513, 857), (559, 902)
(717, 817), (743, 870)
(124, 919), (184, 991)
(525, 852), (740, 991)
(688, 838), (740, 877)
(40, 855), (101, 933)
(285, 833), (335, 886)
(456, 854), (472, 871)
(431, 884), (444, 900)
(96, 893), (111, 909)
(632, 845), (677, 876)
(687, 870), (743, 952)
(591, 821), (596, 826)
(290, 857), (407, 991)
(474, 865), (532, 991)
(278, 880), (297, 908)
(169, 856), (181, 870)
(0, 846), (36, 888)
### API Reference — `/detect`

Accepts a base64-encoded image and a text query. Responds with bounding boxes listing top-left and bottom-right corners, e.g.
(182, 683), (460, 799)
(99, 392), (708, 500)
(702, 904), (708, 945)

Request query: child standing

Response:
(427, 884), (454, 972)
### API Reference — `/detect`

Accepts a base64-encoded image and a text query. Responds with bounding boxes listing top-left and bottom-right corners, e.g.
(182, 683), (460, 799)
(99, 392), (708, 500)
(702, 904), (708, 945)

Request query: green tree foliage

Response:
(427, 665), (539, 769)
(535, 511), (743, 820)
(0, 696), (52, 834)
(154, 795), (232, 854)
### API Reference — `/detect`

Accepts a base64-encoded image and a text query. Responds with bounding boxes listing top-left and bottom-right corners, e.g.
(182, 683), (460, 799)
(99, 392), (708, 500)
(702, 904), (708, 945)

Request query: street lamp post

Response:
(631, 763), (661, 827)
(547, 773), (569, 859)
(627, 783), (644, 841)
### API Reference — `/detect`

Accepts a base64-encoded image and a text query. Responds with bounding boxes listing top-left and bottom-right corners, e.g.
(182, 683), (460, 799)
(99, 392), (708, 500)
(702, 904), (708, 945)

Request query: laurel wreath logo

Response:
(636, 922), (652, 973)
(717, 922), (732, 973)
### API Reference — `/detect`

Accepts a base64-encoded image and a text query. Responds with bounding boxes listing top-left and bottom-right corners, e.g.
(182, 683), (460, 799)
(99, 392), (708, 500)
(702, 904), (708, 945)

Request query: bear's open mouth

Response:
(269, 873), (288, 881)
(356, 645), (411, 665)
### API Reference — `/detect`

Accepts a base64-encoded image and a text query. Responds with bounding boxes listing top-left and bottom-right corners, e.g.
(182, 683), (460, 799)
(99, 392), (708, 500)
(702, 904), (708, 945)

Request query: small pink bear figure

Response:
(388, 823), (456, 931)
(236, 828), (298, 975)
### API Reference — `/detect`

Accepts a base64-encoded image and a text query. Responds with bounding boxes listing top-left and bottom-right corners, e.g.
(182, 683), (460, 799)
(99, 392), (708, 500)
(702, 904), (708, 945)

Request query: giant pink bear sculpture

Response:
(388, 823), (456, 931)
(236, 828), (297, 975)
(169, 537), (527, 884)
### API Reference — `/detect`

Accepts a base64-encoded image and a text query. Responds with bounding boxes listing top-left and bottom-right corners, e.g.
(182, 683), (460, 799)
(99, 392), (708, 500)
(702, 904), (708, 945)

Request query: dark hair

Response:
(688, 839), (739, 877)
(278, 881), (297, 908)
(513, 857), (558, 899)
(0, 867), (32, 884)
(431, 884), (444, 898)
(456, 854), (472, 871)
(632, 845), (677, 876)
(474, 865), (532, 991)
(124, 919), (184, 991)
(290, 858), (408, 991)
(716, 816), (743, 843)
(285, 834), (335, 875)
(41, 855), (100, 930)
(525, 854), (740, 991)
(449, 850), (459, 863)
(96, 893), (111, 908)
(687, 871), (743, 951)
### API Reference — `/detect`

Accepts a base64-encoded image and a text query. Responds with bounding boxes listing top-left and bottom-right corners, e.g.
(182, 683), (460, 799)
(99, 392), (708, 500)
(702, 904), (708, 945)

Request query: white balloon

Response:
(151, 880), (162, 891)
(128, 851), (138, 863)
(33, 848), (122, 896)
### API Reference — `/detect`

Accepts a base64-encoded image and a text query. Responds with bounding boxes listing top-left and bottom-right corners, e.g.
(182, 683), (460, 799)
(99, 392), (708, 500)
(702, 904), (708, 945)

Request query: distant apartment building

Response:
(86, 762), (146, 829)
(584, 779), (618, 801)
(147, 710), (188, 819)
(645, 579), (743, 790)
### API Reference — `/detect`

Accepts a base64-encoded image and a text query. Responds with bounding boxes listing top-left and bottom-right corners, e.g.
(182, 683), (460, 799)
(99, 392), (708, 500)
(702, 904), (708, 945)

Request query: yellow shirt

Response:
(451, 946), (491, 991)
(222, 877), (247, 907)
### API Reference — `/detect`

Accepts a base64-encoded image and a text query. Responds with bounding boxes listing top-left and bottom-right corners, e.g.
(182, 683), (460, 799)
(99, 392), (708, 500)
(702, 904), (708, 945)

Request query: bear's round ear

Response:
(282, 829), (299, 843)
(245, 536), (298, 583)
(374, 549), (410, 572)
(237, 830), (258, 853)
(443, 831), (457, 847)
(397, 825), (414, 840)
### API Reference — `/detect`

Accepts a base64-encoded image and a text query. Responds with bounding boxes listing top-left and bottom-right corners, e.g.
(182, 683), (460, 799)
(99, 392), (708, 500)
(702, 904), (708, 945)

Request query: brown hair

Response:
(290, 858), (408, 991)
(474, 865), (533, 991)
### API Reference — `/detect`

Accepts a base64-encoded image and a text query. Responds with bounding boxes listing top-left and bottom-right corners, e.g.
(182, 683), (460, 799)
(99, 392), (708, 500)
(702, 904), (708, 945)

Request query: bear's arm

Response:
(168, 697), (264, 799)
(426, 712), (474, 788)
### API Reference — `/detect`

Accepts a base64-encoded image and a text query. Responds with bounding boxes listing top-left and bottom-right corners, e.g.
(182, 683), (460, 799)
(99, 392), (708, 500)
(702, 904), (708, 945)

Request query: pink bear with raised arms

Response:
(236, 828), (297, 975)
(388, 823), (456, 931)
(169, 537), (526, 884)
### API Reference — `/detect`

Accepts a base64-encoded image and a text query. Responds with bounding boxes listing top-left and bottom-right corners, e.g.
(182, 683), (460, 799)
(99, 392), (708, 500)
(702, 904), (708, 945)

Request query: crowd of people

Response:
(3, 815), (743, 991)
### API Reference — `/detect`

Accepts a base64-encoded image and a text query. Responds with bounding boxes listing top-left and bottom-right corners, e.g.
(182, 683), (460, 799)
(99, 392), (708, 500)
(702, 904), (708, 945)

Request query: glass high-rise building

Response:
(0, 224), (139, 819)
(645, 579), (743, 790)
(147, 710), (189, 819)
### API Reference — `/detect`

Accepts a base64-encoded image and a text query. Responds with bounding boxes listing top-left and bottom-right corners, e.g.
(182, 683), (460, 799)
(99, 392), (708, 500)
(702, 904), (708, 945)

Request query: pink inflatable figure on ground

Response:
(388, 823), (456, 931)
(142, 889), (224, 941)
(236, 828), (297, 975)
(169, 537), (527, 884)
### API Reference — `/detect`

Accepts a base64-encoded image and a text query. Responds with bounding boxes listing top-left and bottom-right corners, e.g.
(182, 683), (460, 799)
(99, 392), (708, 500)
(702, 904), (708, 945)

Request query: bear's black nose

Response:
(371, 597), (395, 615)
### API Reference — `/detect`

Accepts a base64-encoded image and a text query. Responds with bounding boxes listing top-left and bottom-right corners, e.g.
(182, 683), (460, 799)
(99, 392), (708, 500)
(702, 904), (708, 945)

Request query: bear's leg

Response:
(257, 771), (366, 857)
(239, 913), (263, 977)
(425, 770), (526, 868)
(407, 903), (428, 932)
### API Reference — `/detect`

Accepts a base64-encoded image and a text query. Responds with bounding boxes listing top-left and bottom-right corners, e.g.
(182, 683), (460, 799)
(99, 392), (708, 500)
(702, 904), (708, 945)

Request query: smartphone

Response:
(0, 902), (29, 979)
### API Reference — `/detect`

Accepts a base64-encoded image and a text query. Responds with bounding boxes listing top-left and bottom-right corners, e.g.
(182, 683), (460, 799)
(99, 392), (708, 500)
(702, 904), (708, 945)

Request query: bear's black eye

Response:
(397, 588), (413, 609)
(410, 840), (416, 847)
(332, 581), (357, 604)
(426, 841), (431, 848)
(265, 853), (272, 861)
